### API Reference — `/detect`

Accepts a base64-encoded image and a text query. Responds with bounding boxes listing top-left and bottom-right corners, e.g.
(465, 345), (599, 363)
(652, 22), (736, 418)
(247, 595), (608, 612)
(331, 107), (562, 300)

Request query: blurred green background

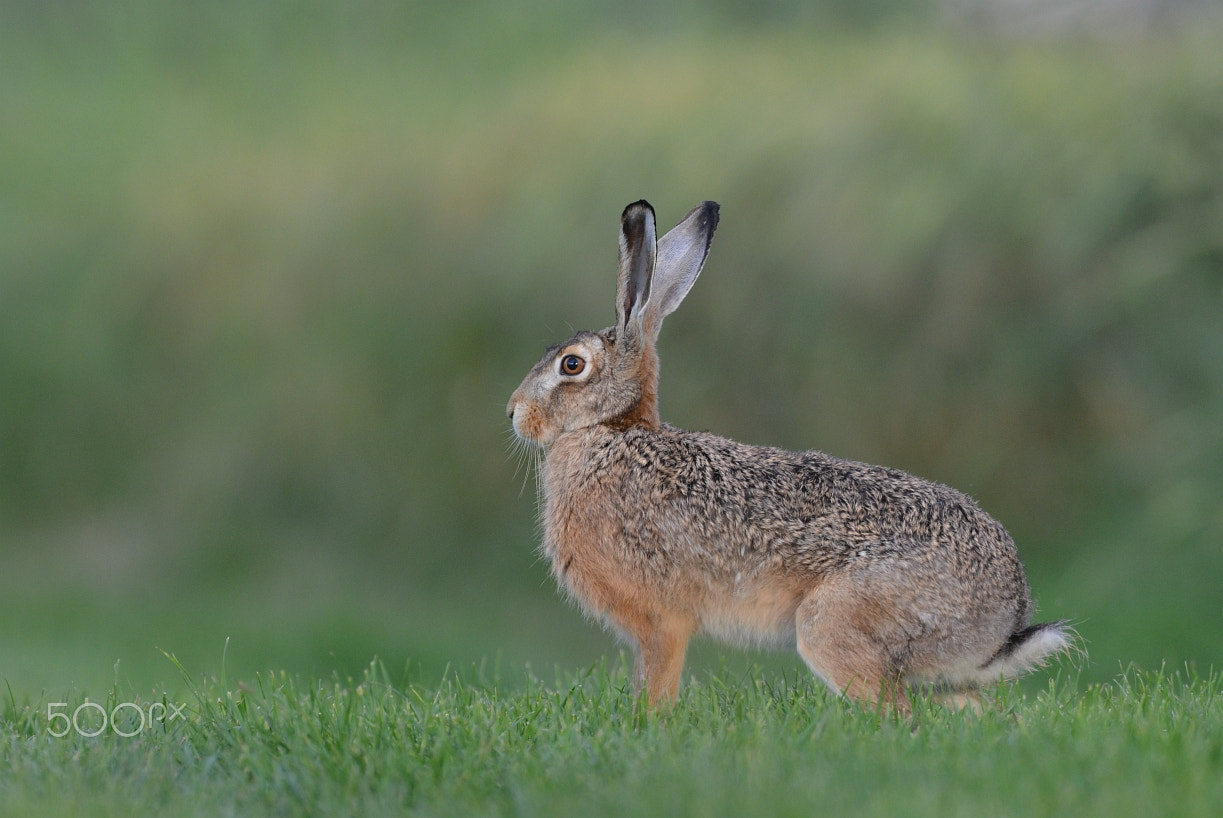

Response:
(2, 0), (1221, 698)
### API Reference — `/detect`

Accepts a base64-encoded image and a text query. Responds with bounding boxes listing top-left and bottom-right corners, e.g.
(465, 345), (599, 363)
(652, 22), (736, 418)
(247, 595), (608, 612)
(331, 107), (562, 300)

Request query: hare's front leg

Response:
(619, 609), (695, 705)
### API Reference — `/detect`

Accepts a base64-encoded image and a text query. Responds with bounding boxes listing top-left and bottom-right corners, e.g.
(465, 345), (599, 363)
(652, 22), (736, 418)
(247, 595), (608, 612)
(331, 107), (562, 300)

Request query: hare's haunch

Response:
(508, 200), (1071, 710)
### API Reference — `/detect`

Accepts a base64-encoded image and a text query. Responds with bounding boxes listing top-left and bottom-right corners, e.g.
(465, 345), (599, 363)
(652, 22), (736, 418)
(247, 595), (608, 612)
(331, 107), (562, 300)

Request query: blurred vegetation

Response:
(1, 0), (1221, 694)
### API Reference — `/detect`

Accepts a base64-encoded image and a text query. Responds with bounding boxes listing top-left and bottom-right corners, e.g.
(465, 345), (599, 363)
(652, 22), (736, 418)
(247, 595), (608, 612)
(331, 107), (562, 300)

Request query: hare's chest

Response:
(541, 477), (618, 575)
(539, 451), (651, 607)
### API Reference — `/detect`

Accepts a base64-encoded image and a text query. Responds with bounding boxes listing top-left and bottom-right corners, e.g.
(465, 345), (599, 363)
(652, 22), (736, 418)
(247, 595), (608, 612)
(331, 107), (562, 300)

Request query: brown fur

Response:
(508, 200), (1072, 710)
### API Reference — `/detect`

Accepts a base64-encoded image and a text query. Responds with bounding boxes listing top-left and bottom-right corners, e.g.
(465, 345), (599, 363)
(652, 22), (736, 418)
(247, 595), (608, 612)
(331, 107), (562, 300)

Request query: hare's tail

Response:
(980, 621), (1077, 681)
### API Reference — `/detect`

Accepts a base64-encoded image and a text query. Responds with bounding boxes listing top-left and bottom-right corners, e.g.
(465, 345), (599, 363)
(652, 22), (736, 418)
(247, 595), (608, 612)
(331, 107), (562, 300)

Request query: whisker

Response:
(517, 444), (535, 499)
(503, 427), (541, 500)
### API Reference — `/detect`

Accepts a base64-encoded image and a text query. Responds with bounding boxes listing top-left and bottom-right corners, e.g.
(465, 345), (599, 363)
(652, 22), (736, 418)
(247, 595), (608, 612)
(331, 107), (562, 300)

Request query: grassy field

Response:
(2, 1), (1223, 813)
(3, 662), (1221, 817)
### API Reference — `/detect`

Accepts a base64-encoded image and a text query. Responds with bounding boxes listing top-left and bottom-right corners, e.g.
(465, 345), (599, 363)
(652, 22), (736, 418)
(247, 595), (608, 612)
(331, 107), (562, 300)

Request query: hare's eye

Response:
(559, 355), (586, 376)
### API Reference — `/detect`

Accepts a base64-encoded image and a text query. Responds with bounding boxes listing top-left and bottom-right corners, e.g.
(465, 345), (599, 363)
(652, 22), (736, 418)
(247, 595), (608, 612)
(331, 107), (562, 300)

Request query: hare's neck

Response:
(609, 346), (661, 431)
(611, 383), (659, 430)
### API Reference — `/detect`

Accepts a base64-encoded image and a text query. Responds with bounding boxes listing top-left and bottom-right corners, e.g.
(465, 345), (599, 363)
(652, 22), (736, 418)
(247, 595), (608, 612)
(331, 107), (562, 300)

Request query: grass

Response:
(2, 0), (1222, 693)
(3, 659), (1220, 817)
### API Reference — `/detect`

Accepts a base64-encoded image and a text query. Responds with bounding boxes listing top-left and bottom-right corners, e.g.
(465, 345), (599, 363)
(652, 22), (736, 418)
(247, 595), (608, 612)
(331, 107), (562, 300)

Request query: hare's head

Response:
(508, 200), (719, 447)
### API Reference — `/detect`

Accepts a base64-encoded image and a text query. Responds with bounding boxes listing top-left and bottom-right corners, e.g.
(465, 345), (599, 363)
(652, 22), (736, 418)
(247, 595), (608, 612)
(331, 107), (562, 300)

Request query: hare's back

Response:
(621, 426), (1023, 572)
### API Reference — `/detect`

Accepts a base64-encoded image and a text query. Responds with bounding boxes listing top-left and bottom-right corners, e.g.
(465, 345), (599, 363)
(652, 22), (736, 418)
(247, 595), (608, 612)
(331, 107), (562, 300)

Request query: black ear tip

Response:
(622, 200), (654, 223)
(700, 201), (720, 230)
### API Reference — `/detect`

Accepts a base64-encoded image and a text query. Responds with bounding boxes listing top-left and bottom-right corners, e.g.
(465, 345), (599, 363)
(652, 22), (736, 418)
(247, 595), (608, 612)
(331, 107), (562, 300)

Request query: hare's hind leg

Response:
(936, 690), (985, 712)
(794, 580), (911, 713)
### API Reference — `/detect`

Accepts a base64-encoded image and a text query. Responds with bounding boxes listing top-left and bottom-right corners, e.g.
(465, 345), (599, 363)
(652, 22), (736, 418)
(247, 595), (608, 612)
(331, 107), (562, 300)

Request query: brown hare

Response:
(508, 200), (1071, 711)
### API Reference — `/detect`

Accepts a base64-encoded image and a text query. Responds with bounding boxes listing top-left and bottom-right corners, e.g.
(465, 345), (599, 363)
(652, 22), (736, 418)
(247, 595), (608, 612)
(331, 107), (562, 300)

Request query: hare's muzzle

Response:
(506, 394), (534, 443)
(507, 397), (522, 432)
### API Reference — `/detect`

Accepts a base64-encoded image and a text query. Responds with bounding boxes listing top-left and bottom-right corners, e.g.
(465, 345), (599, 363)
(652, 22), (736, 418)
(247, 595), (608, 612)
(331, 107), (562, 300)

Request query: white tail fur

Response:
(979, 622), (1074, 681)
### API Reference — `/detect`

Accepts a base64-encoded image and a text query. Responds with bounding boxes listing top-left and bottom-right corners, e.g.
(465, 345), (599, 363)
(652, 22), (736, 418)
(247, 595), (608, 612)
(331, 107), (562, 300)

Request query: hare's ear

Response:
(648, 201), (719, 331)
(616, 200), (657, 339)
